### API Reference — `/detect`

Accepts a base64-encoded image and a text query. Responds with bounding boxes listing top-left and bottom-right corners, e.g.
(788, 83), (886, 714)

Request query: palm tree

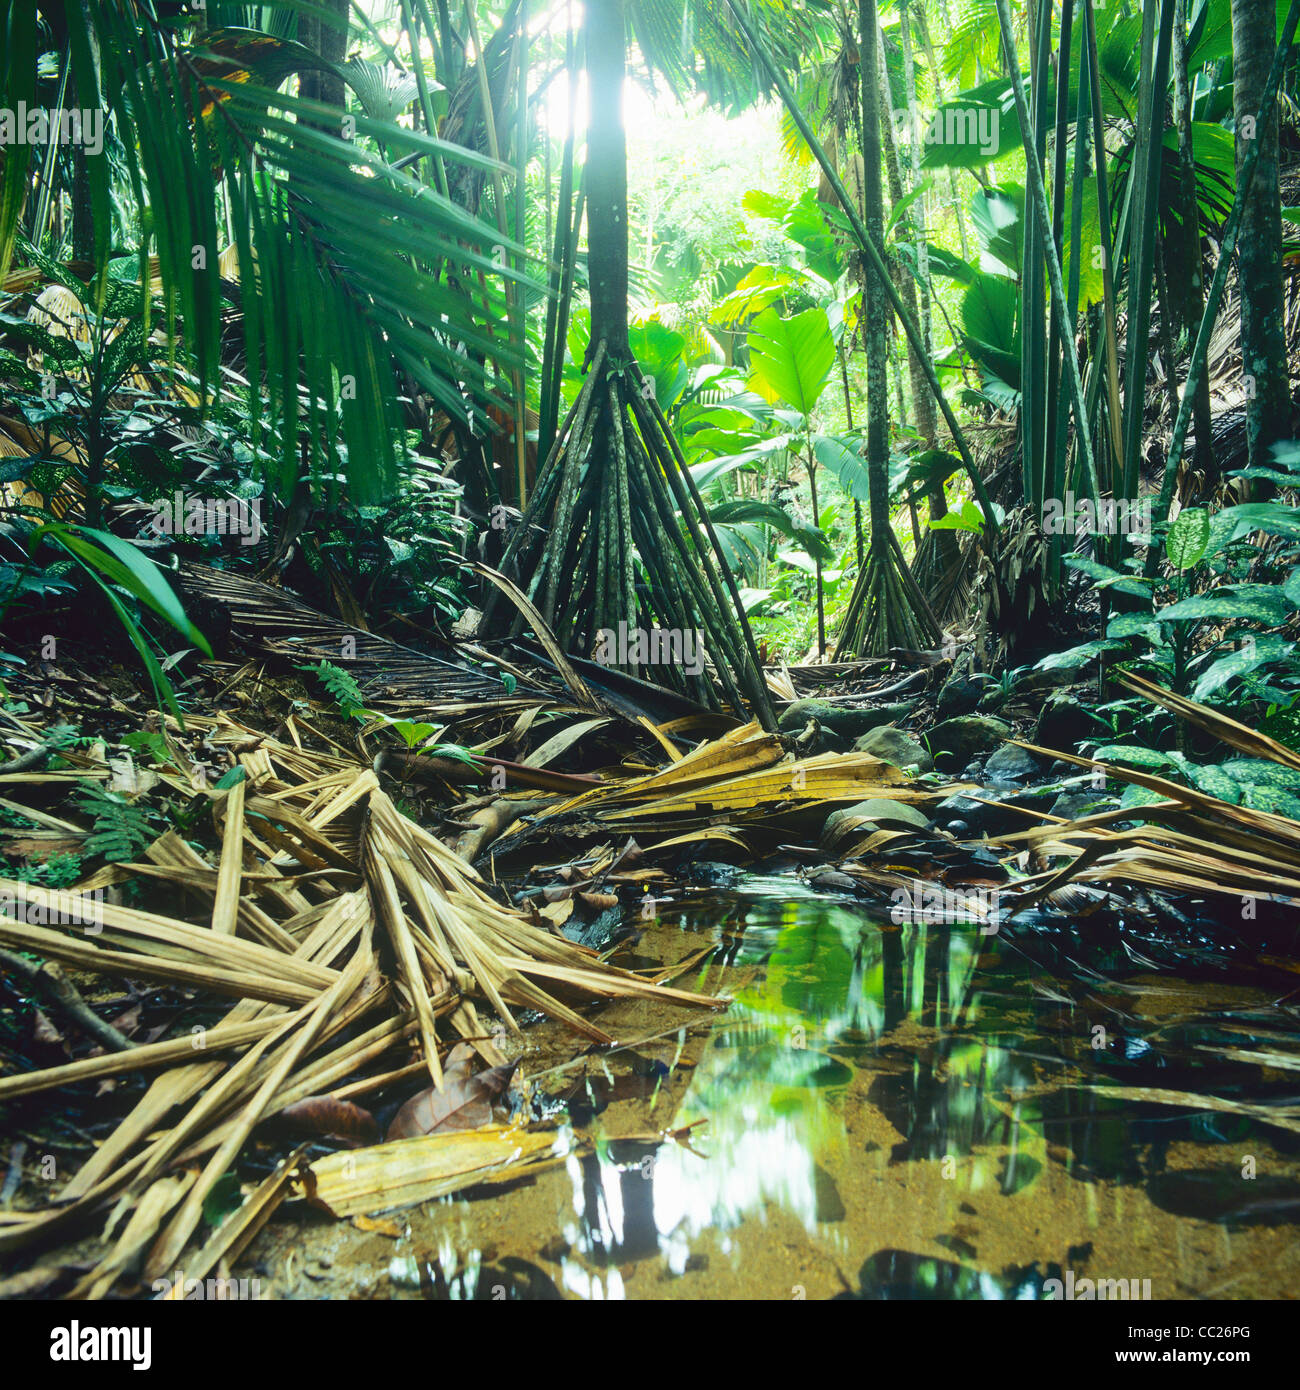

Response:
(835, 0), (940, 656)
(488, 0), (776, 723)
(1, 1), (527, 510)
(1232, 0), (1292, 476)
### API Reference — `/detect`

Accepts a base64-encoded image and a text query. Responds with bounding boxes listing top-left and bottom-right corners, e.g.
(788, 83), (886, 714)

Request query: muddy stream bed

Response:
(247, 874), (1300, 1299)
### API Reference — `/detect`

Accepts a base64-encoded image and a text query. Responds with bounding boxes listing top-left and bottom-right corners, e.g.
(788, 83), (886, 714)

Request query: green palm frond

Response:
(941, 0), (1005, 91)
(628, 0), (838, 113)
(4, 1), (536, 508)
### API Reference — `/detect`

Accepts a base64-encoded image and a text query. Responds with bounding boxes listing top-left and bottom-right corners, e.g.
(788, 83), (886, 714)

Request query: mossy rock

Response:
(853, 724), (933, 772)
(778, 699), (917, 739)
(927, 715), (1011, 766)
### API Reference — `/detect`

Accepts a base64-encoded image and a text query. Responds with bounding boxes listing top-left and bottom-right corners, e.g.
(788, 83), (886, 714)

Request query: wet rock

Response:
(935, 786), (1057, 837)
(853, 725), (932, 772)
(936, 673), (990, 721)
(1012, 664), (1085, 696)
(813, 1165), (846, 1223)
(1034, 690), (1096, 754)
(561, 903), (627, 952)
(1145, 1170), (1300, 1227)
(936, 792), (985, 834)
(927, 715), (1011, 767)
(984, 743), (1043, 784)
(1049, 791), (1114, 820)
(834, 1249), (1061, 1300)
(823, 798), (932, 848)
(684, 860), (745, 888)
(976, 684), (1007, 714)
(778, 699), (916, 740)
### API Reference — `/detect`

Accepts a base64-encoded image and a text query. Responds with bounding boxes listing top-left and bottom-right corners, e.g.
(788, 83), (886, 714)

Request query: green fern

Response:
(73, 782), (156, 863)
(14, 851), (84, 888)
(301, 661), (366, 721)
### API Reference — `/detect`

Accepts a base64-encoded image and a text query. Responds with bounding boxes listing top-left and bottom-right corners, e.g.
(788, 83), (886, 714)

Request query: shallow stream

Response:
(250, 875), (1300, 1299)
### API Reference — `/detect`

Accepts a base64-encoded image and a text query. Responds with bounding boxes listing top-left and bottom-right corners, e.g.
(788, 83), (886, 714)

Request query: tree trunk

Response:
(299, 0), (348, 108)
(876, 33), (936, 445)
(1233, 0), (1291, 475)
(861, 0), (891, 547)
(1172, 0), (1216, 486)
(585, 0), (629, 361)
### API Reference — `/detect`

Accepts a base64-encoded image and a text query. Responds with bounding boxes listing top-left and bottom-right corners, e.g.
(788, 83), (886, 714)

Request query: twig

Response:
(0, 743), (54, 775)
(0, 947), (137, 1053)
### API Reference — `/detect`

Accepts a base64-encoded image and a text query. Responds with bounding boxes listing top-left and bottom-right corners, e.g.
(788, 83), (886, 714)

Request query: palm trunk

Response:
(861, 0), (890, 553)
(1172, 0), (1216, 486)
(1233, 0), (1291, 480)
(585, 0), (629, 361)
(483, 0), (774, 725)
(834, 0), (940, 657)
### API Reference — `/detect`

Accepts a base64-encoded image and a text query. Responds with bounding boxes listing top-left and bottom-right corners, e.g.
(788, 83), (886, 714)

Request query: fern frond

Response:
(73, 782), (157, 863)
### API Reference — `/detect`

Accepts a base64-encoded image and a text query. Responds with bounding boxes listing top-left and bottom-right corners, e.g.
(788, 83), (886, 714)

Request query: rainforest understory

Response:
(1, 0), (1300, 1306)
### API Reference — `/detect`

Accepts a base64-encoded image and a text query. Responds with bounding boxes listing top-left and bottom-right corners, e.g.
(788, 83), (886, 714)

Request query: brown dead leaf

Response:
(351, 1214), (403, 1238)
(577, 891), (618, 911)
(539, 898), (574, 926)
(386, 1061), (518, 1141)
(278, 1096), (380, 1146)
(31, 1009), (62, 1046)
(109, 1003), (142, 1038)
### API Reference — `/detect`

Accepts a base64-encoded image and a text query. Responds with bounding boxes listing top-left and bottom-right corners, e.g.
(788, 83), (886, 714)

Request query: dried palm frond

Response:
(991, 677), (1300, 917)
(0, 717), (722, 1291)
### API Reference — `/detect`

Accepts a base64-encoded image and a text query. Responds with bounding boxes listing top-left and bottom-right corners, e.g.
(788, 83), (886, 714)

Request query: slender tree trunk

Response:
(299, 0), (348, 108)
(585, 0), (629, 361)
(898, 0), (934, 362)
(861, 0), (891, 547)
(915, 3), (972, 261)
(1172, 0), (1216, 486)
(1232, 0), (1291, 477)
(877, 34), (936, 445)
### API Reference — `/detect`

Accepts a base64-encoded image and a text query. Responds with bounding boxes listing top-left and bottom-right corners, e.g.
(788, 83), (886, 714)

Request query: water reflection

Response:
(530, 880), (1300, 1297)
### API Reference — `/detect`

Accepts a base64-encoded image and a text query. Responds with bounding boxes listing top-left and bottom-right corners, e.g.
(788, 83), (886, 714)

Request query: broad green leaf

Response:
(746, 306), (835, 419)
(969, 185), (1025, 276)
(960, 272), (1020, 388)
(1036, 639), (1129, 670)
(1190, 635), (1296, 701)
(1107, 611), (1163, 639)
(1158, 585), (1293, 626)
(1206, 501), (1300, 554)
(36, 524), (213, 658)
(1165, 507), (1211, 570)
(813, 433), (870, 503)
(1092, 744), (1175, 769)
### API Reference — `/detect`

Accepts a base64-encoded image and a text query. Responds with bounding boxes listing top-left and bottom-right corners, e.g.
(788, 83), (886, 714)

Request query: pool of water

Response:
(249, 877), (1300, 1299)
